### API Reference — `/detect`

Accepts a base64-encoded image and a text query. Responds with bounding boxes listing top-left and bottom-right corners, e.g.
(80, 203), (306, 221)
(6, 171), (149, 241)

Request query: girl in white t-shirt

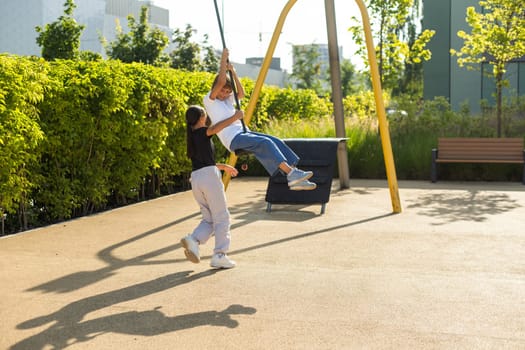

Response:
(204, 49), (317, 191)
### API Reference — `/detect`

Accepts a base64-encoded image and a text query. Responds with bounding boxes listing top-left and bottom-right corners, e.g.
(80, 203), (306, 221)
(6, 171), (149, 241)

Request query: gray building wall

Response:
(77, 0), (107, 53)
(423, 0), (524, 113)
(0, 0), (171, 57)
(422, 0), (451, 100)
(236, 62), (288, 88)
(0, 0), (288, 87)
(0, 0), (59, 56)
(449, 0), (482, 112)
(292, 43), (342, 75)
(290, 43), (341, 90)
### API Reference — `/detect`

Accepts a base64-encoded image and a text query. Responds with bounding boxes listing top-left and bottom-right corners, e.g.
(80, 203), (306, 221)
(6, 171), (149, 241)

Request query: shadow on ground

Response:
(14, 269), (256, 350)
(407, 190), (522, 225)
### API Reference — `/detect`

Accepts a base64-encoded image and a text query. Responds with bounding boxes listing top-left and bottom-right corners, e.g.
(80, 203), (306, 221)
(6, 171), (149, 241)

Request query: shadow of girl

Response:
(13, 270), (255, 350)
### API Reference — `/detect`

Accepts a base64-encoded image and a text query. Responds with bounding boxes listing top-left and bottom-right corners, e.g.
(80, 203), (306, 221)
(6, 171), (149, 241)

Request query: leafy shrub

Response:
(265, 87), (332, 121)
(2, 54), (523, 235)
(343, 90), (390, 119)
(1, 56), (338, 234)
(0, 56), (47, 222)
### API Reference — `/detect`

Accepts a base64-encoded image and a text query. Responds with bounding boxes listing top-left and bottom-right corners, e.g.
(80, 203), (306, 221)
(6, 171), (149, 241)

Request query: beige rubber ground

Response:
(1, 178), (524, 349)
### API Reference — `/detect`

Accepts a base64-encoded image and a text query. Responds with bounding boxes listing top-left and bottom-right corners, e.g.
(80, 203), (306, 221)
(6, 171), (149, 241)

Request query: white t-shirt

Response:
(203, 92), (248, 151)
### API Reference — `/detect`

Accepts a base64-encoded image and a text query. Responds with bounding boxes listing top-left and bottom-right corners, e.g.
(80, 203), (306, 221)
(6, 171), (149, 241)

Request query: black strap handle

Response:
(213, 0), (247, 133)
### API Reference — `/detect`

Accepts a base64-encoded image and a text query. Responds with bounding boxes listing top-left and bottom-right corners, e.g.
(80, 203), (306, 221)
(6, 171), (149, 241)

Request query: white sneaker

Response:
(180, 235), (200, 263)
(210, 253), (236, 269)
(289, 179), (317, 191)
(287, 168), (313, 186)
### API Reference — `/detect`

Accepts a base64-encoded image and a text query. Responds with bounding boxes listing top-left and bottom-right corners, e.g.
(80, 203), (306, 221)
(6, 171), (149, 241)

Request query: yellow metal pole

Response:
(222, 0), (298, 189)
(223, 0), (401, 214)
(354, 0), (401, 213)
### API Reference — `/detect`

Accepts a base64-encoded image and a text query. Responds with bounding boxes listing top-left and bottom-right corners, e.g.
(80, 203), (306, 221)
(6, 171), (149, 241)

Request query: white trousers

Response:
(189, 166), (231, 254)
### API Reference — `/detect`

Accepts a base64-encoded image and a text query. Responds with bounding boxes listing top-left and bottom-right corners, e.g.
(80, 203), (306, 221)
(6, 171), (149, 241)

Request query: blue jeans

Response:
(230, 131), (299, 176)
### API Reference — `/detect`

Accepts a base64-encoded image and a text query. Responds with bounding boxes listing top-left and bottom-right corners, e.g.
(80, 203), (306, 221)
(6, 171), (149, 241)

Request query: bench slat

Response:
(438, 152), (523, 160)
(436, 159), (524, 164)
(438, 137), (522, 144)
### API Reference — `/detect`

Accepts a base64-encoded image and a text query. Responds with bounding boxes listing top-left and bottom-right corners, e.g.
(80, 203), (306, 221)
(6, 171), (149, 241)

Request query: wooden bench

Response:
(431, 137), (525, 184)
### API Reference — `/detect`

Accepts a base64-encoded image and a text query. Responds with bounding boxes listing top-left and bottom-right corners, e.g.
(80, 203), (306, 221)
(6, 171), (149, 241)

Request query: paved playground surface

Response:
(1, 178), (525, 349)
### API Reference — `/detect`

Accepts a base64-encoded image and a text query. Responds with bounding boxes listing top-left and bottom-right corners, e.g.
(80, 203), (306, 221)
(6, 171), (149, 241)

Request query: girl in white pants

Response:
(180, 105), (242, 269)
(189, 166), (231, 256)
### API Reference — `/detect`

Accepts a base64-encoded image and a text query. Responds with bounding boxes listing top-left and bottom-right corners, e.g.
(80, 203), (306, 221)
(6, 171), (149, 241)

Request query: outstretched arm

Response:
(206, 110), (243, 136)
(227, 61), (245, 100)
(217, 163), (238, 177)
(209, 49), (229, 100)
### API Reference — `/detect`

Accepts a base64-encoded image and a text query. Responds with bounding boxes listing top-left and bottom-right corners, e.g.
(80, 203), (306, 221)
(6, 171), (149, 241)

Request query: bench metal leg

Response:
(522, 161), (525, 185)
(266, 202), (272, 213)
(431, 149), (438, 183)
(522, 151), (525, 185)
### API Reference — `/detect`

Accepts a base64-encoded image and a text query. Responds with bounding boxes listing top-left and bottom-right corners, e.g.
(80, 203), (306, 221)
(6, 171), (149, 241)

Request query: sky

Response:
(152, 0), (362, 72)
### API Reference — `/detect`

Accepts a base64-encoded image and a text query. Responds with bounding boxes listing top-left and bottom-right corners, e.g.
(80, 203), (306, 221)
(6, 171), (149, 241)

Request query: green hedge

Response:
(0, 56), (215, 231)
(0, 56), (47, 220)
(5, 54), (520, 235)
(0, 55), (333, 234)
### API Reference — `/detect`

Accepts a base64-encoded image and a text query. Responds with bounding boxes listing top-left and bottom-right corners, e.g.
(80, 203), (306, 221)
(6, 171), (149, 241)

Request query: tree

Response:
(396, 4), (426, 96)
(349, 0), (434, 95)
(451, 0), (525, 137)
(169, 24), (218, 72)
(289, 45), (323, 94)
(202, 45), (219, 73)
(340, 59), (360, 97)
(105, 6), (169, 65)
(35, 0), (84, 60)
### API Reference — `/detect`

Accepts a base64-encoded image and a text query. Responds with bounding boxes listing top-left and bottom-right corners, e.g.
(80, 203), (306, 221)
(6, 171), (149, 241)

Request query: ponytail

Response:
(185, 105), (205, 158)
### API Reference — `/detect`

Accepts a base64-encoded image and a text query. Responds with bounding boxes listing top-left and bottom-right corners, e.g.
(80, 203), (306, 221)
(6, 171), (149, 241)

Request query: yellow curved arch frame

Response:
(222, 0), (402, 213)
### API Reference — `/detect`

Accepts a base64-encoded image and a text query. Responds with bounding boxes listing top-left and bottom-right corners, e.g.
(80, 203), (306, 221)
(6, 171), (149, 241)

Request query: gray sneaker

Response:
(181, 235), (200, 263)
(287, 168), (313, 186)
(289, 179), (317, 191)
(210, 253), (236, 269)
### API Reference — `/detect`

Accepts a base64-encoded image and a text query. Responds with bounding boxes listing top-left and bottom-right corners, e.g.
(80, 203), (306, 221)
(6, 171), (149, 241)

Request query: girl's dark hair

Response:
(185, 105), (205, 158)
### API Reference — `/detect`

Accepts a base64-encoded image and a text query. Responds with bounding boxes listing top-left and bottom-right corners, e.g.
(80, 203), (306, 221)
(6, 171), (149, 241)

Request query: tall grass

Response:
(244, 95), (525, 182)
(260, 115), (337, 138)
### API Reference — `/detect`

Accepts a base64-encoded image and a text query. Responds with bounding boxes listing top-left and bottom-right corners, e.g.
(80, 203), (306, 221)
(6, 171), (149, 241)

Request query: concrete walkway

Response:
(1, 178), (525, 349)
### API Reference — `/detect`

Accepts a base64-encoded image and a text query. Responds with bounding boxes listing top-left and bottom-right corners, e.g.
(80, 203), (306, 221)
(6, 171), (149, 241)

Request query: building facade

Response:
(423, 0), (525, 113)
(292, 43), (343, 75)
(0, 0), (288, 87)
(0, 0), (170, 57)
(290, 43), (343, 91)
